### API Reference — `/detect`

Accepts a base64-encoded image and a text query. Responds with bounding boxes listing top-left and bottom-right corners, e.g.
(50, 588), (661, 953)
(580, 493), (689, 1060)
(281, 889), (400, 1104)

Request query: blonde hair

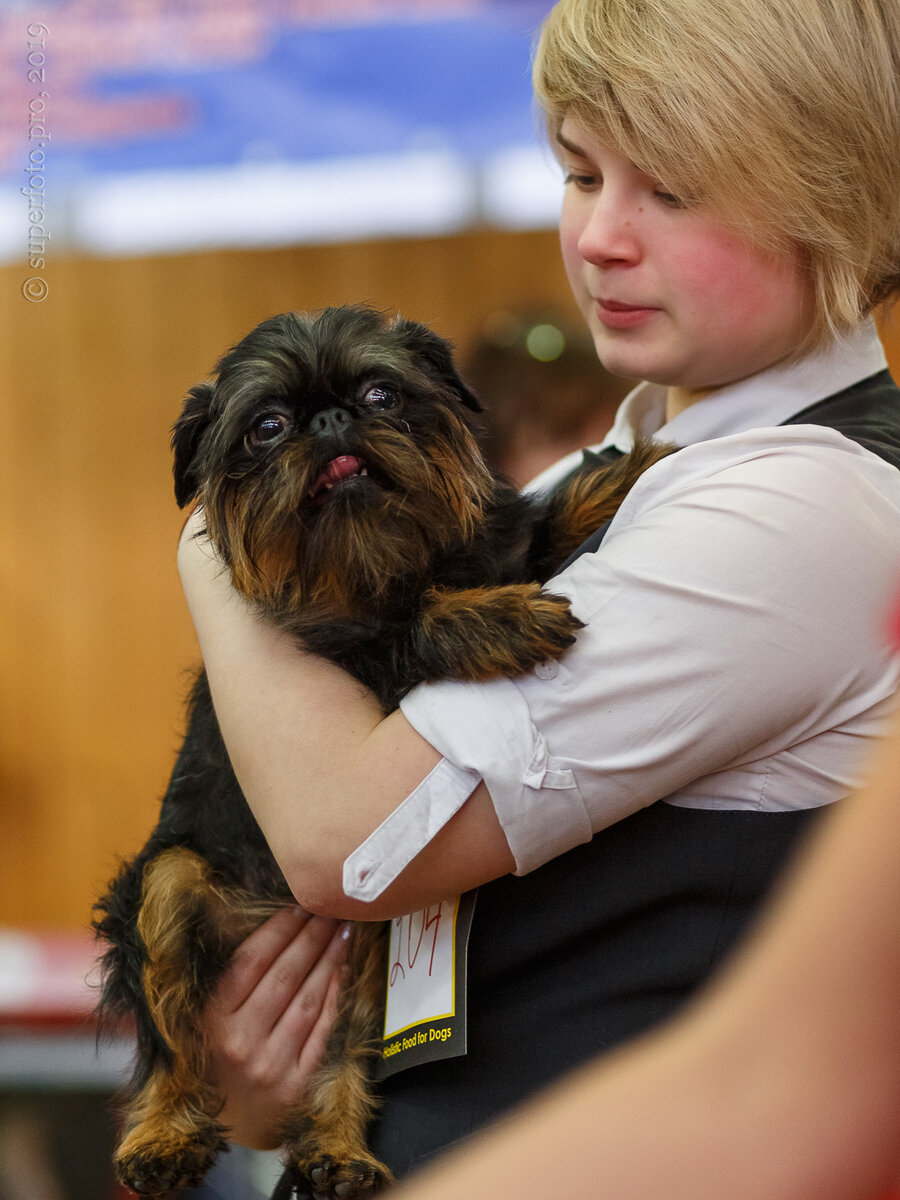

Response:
(533, 0), (900, 346)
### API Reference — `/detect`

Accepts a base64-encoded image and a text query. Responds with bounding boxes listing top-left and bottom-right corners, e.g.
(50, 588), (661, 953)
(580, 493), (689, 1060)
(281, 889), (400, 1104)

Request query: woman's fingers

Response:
(297, 967), (344, 1081)
(203, 910), (351, 1148)
(213, 906), (313, 1013)
(278, 923), (351, 1071)
(213, 907), (341, 1020)
(235, 919), (350, 1078)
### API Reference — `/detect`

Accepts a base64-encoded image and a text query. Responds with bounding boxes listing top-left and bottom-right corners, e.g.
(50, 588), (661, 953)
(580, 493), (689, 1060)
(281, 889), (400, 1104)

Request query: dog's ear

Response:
(393, 317), (482, 413)
(172, 383), (214, 508)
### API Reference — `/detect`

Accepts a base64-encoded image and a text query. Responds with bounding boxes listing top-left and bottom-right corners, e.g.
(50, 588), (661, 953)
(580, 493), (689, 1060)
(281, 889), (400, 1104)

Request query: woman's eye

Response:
(564, 171), (599, 191)
(249, 413), (289, 444)
(359, 385), (399, 411)
(655, 188), (687, 209)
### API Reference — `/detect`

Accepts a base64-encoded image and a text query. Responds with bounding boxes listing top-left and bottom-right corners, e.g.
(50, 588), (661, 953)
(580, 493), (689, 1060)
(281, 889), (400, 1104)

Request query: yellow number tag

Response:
(376, 891), (476, 1078)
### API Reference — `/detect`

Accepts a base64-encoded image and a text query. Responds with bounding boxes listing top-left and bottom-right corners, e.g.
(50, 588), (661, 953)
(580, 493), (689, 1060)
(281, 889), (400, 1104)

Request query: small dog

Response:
(94, 305), (672, 1198)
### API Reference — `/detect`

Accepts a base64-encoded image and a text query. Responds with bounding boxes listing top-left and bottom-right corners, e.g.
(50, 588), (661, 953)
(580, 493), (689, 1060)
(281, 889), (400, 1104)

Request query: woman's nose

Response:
(576, 196), (643, 268)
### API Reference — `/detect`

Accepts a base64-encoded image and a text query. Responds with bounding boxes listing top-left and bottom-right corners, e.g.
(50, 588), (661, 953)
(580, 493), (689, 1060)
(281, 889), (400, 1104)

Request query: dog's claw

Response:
(117, 1129), (226, 1197)
(310, 1162), (331, 1188)
(291, 1152), (391, 1200)
(123, 1171), (176, 1196)
(120, 1169), (187, 1197)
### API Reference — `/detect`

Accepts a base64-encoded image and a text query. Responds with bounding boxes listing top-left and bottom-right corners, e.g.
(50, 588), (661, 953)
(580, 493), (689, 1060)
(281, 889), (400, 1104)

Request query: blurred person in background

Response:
(463, 310), (633, 487)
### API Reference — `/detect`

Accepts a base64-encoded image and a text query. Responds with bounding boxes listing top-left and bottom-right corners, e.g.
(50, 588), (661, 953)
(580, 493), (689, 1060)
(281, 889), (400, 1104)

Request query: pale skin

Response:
(553, 120), (815, 417)
(397, 705), (900, 1200)
(177, 116), (820, 1145)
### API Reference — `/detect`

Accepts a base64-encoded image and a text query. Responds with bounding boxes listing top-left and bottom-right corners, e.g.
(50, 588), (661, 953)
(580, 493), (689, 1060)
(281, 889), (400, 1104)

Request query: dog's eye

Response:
(359, 385), (399, 412)
(249, 413), (289, 444)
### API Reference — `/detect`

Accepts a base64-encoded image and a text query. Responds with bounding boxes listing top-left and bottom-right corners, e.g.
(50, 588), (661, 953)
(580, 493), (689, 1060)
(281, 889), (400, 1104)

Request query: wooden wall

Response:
(2, 231), (899, 931)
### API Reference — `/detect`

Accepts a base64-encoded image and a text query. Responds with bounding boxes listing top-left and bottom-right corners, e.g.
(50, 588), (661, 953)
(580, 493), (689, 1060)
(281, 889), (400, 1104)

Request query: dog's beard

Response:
(202, 411), (494, 618)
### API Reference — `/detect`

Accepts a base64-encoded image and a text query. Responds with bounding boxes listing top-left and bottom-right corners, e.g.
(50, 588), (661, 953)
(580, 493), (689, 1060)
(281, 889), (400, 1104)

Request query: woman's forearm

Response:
(177, 514), (514, 919)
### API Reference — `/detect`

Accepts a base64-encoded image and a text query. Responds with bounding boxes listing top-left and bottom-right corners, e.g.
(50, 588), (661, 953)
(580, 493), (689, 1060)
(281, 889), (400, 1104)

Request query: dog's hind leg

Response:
(115, 1062), (228, 1195)
(115, 846), (276, 1196)
(281, 923), (393, 1198)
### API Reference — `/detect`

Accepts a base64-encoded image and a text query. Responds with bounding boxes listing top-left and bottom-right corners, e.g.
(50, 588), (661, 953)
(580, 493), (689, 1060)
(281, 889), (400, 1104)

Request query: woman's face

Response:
(557, 118), (815, 395)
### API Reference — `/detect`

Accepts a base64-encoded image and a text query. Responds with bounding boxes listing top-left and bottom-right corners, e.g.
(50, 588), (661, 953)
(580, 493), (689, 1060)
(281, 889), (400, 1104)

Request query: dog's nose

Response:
(309, 407), (351, 439)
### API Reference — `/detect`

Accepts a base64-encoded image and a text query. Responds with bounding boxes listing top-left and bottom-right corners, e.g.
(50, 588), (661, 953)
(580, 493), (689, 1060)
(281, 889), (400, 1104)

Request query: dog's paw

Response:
(419, 582), (583, 682)
(467, 584), (583, 673)
(287, 1151), (393, 1199)
(520, 588), (584, 663)
(116, 1127), (226, 1196)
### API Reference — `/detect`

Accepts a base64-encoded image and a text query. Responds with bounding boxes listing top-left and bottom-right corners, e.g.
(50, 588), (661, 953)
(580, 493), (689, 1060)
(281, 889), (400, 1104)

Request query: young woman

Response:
(178, 0), (900, 1179)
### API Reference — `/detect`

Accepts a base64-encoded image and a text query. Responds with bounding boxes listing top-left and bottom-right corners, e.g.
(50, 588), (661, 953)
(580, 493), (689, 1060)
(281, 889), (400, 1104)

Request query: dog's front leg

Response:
(413, 583), (583, 683)
(538, 438), (677, 567)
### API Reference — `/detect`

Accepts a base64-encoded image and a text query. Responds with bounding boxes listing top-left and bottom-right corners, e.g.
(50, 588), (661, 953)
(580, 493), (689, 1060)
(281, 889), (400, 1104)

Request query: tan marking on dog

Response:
(419, 583), (581, 679)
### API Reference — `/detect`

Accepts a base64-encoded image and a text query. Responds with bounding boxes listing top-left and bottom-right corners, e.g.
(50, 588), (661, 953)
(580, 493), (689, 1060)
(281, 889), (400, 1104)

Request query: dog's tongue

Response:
(309, 455), (366, 497)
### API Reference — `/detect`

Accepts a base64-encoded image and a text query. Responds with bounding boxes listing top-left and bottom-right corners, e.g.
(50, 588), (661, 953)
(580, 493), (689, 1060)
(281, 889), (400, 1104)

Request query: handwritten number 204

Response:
(389, 902), (444, 985)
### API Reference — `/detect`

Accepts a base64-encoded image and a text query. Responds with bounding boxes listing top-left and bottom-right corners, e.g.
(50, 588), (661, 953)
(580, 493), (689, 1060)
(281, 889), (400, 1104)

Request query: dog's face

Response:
(173, 306), (494, 614)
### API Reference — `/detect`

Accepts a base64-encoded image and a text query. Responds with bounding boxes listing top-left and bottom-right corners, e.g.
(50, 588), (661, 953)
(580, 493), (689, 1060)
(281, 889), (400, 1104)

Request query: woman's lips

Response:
(595, 298), (660, 329)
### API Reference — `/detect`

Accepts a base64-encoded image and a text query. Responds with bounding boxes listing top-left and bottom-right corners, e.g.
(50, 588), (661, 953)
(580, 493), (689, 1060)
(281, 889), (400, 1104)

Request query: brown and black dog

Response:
(94, 305), (671, 1198)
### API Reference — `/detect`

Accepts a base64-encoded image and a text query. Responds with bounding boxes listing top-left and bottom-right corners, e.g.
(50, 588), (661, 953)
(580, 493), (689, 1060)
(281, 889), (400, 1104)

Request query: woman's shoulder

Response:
(627, 424), (900, 511)
(592, 424), (900, 583)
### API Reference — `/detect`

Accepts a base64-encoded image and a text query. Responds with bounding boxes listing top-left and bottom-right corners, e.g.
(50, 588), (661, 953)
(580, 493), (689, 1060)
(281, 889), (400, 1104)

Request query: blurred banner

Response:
(1, 0), (560, 258)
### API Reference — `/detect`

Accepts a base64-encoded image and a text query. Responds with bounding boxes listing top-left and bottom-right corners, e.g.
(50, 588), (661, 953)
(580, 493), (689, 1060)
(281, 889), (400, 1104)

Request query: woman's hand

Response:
(204, 906), (350, 1149)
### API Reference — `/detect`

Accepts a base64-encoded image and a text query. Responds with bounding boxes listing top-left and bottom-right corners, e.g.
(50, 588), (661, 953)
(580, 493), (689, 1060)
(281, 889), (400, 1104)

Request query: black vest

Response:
(363, 370), (900, 1178)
